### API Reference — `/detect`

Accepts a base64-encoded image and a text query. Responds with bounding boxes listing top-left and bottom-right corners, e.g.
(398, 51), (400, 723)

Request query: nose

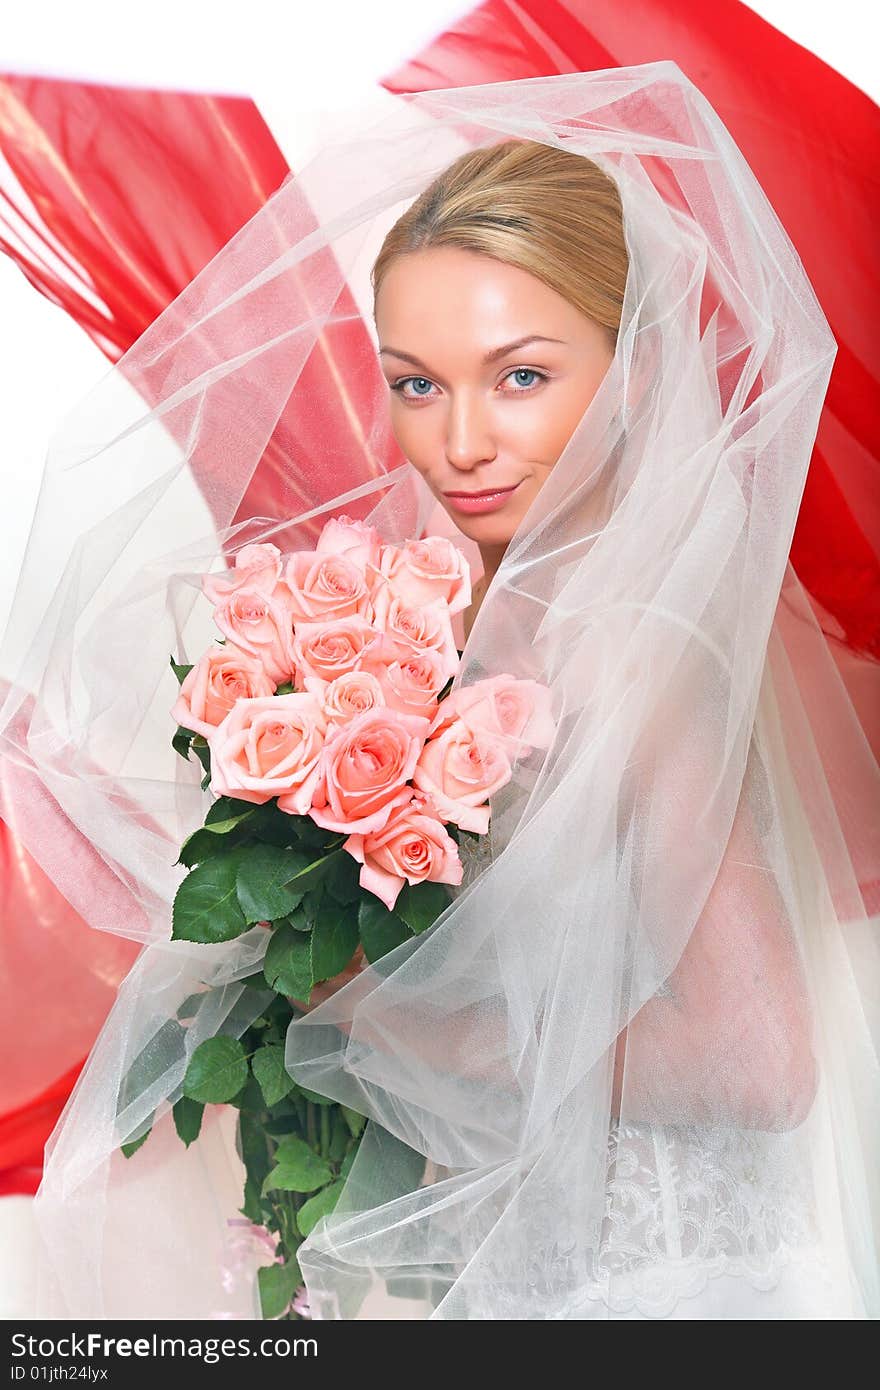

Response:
(445, 390), (497, 470)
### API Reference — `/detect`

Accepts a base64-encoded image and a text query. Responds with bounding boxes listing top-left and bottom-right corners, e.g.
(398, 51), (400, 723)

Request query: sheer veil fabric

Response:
(1, 64), (877, 1320)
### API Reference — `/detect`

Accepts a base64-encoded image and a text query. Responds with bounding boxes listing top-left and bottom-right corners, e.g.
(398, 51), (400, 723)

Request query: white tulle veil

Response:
(1, 62), (877, 1320)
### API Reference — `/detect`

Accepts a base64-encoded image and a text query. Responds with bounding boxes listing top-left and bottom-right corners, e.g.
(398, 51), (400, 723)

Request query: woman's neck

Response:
(462, 543), (506, 643)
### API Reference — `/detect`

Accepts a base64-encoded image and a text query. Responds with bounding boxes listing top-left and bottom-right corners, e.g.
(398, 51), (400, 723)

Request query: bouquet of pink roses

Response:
(119, 514), (554, 1320)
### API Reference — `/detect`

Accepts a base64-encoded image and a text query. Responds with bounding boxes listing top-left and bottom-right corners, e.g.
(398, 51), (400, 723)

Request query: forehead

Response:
(375, 246), (577, 340)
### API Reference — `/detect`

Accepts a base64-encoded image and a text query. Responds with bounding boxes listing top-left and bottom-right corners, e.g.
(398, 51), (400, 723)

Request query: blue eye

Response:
(507, 368), (543, 389)
(390, 367), (548, 400)
(391, 376), (436, 399)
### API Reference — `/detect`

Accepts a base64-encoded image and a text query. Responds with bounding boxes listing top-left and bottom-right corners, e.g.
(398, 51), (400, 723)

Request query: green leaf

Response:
(172, 1095), (205, 1146)
(261, 1135), (333, 1194)
(302, 886), (324, 920)
(295, 818), (343, 853)
(394, 880), (451, 935)
(251, 1044), (295, 1109)
(183, 1036), (249, 1103)
(328, 1111), (350, 1162)
(323, 850), (361, 905)
(358, 895), (412, 963)
(177, 815), (259, 869)
(265, 1092), (298, 1117)
(311, 899), (359, 983)
(263, 993), (296, 1030)
(190, 740), (213, 788)
(121, 1126), (152, 1158)
(339, 1144), (358, 1180)
(240, 1178), (263, 1225)
(252, 814), (305, 850)
(119, 1023), (185, 1115)
(283, 902), (313, 933)
(258, 1260), (301, 1320)
(205, 797), (260, 827)
(293, 1084), (335, 1106)
(171, 851), (251, 943)
(296, 1179), (345, 1238)
(227, 1071), (264, 1112)
(340, 1104), (366, 1138)
(172, 727), (194, 763)
(238, 1111), (272, 1193)
(263, 921), (313, 998)
(170, 656), (194, 685)
(235, 844), (316, 923)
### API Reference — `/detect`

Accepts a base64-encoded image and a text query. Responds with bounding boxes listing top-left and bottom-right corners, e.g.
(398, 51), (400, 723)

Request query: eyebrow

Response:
(378, 334), (566, 369)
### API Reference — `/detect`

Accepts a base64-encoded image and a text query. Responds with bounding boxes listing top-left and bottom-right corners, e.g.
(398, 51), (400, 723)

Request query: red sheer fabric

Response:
(0, 0), (876, 1194)
(0, 77), (395, 1192)
(0, 714), (140, 1192)
(0, 76), (289, 358)
(0, 72), (395, 551)
(0, 1062), (86, 1197)
(0, 79), (290, 1192)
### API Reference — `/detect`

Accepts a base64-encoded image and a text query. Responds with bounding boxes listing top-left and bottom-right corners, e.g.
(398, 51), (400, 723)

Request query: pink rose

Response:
(207, 692), (327, 815)
(309, 707), (431, 834)
(315, 514), (383, 575)
(213, 586), (294, 685)
(290, 616), (380, 686)
(201, 542), (284, 606)
(371, 596), (459, 686)
(359, 633), (447, 718)
(413, 716), (512, 834)
(428, 675), (556, 754)
(343, 791), (463, 913)
(171, 643), (277, 738)
(302, 669), (387, 729)
(372, 537), (471, 624)
(283, 550), (374, 626)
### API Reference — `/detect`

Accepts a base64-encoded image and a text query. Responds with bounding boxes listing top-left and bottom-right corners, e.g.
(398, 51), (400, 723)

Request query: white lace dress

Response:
(428, 835), (863, 1321)
(230, 832), (854, 1322)
(546, 1119), (859, 1319)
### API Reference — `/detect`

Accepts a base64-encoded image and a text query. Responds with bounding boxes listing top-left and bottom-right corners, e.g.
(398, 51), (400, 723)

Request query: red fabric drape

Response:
(0, 78), (289, 357)
(0, 74), (398, 1194)
(0, 80), (291, 1194)
(0, 0), (876, 1194)
(0, 1061), (86, 1197)
(0, 750), (140, 1194)
(0, 73), (394, 554)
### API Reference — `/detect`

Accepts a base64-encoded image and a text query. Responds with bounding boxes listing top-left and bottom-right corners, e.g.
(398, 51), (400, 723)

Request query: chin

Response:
(453, 515), (517, 546)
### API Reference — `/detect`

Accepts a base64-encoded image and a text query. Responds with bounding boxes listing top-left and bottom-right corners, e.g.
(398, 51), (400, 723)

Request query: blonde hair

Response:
(371, 138), (628, 348)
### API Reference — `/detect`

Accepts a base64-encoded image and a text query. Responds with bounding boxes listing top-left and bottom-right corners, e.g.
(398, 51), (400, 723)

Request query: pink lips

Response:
(442, 481), (521, 514)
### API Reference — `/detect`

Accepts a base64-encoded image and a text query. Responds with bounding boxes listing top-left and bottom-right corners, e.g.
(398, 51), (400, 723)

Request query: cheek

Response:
(504, 392), (585, 467)
(535, 374), (606, 464)
(390, 405), (434, 474)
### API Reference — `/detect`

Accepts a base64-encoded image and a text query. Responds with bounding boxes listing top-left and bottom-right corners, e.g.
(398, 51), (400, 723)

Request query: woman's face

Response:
(375, 246), (615, 552)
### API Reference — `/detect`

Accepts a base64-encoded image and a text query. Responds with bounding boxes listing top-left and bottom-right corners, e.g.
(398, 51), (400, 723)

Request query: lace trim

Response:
(458, 1119), (828, 1320)
(554, 1121), (824, 1318)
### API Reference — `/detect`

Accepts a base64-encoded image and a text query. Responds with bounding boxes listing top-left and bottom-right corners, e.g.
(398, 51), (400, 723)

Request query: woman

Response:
(2, 65), (876, 1320)
(304, 137), (817, 1127)
(287, 135), (851, 1319)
